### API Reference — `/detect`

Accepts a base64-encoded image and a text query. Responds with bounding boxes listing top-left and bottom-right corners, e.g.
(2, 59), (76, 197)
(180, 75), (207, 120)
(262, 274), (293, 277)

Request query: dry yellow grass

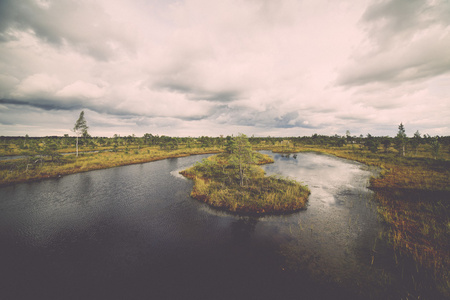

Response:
(0, 146), (223, 186)
(256, 143), (449, 292)
(180, 153), (310, 214)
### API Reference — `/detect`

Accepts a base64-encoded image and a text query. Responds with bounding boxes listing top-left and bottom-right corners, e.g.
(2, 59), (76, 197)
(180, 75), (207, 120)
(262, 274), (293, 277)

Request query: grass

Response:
(256, 143), (450, 294)
(180, 152), (310, 214)
(1, 140), (448, 293)
(0, 145), (223, 186)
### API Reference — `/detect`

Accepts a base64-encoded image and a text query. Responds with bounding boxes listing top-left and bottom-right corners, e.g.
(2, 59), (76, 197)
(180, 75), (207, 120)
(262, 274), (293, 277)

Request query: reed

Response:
(0, 146), (223, 186)
(180, 153), (310, 214)
(262, 144), (449, 292)
(2, 139), (448, 291)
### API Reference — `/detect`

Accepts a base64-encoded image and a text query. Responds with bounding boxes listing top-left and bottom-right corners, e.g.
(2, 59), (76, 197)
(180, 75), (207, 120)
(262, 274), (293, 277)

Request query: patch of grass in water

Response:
(181, 153), (310, 215)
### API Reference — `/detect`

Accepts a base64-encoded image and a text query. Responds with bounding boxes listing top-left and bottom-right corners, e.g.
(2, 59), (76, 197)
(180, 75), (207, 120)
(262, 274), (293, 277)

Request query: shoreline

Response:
(0, 148), (222, 187)
(1, 145), (448, 292)
(180, 153), (310, 215)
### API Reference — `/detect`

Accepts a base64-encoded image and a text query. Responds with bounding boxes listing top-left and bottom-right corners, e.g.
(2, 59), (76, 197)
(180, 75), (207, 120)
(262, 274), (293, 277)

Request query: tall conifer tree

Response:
(73, 111), (88, 157)
(395, 123), (407, 156)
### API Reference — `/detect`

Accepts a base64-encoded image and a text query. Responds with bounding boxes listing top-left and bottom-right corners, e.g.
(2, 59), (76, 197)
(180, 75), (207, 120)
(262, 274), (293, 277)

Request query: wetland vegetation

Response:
(1, 124), (449, 297)
(255, 134), (450, 296)
(180, 134), (310, 214)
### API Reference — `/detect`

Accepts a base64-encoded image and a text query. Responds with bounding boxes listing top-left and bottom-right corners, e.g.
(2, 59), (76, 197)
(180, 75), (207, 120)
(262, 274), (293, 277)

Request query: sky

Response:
(0, 0), (449, 138)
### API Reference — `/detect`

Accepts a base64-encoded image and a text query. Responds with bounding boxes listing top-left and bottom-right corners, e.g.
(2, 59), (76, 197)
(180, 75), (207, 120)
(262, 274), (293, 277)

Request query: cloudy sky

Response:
(0, 0), (449, 137)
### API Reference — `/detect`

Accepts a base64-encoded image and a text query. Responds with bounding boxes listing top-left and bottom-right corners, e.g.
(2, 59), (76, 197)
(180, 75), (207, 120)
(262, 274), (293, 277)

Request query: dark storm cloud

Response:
(155, 82), (240, 102)
(337, 114), (372, 122)
(189, 90), (242, 103)
(274, 112), (300, 128)
(0, 0), (134, 61)
(0, 98), (136, 121)
(153, 68), (244, 103)
(338, 0), (450, 87)
(362, 0), (450, 43)
(211, 106), (316, 129)
(0, 97), (212, 122)
(0, 98), (82, 111)
(338, 50), (450, 87)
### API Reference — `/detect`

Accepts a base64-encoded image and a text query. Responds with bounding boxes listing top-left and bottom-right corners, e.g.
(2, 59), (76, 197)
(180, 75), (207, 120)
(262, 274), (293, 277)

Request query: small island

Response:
(180, 134), (310, 214)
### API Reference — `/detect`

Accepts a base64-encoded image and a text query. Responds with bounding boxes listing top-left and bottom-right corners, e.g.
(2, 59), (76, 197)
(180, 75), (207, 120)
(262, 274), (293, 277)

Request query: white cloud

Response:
(13, 73), (60, 97)
(0, 0), (448, 137)
(57, 80), (107, 99)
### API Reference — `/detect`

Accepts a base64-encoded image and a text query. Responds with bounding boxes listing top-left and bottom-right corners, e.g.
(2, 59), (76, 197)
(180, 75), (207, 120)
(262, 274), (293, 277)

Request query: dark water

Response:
(0, 152), (419, 299)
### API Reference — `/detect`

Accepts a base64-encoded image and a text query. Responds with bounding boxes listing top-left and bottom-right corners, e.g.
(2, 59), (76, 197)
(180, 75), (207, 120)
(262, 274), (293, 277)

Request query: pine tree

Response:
(365, 134), (380, 153)
(431, 137), (440, 160)
(382, 137), (391, 153)
(411, 130), (421, 156)
(72, 111), (88, 157)
(395, 123), (407, 156)
(229, 134), (253, 187)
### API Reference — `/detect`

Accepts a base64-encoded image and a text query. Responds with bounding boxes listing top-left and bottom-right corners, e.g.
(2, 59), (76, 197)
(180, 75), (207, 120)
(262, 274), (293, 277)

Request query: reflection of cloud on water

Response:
(170, 169), (188, 180)
(310, 187), (336, 205)
(256, 151), (387, 293)
(169, 155), (214, 180)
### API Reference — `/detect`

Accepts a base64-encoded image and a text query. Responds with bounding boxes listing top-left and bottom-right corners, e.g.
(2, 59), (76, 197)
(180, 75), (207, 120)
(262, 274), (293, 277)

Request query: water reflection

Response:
(263, 151), (372, 208)
(0, 152), (408, 299)
(231, 217), (258, 244)
(258, 151), (389, 296)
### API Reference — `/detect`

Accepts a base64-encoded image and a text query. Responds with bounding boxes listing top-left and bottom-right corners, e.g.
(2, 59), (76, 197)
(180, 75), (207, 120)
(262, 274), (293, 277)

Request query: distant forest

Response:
(1, 130), (449, 159)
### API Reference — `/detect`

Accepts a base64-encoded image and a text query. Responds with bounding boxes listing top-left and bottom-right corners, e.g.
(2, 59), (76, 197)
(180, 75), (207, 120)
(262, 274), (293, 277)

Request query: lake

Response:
(0, 151), (419, 299)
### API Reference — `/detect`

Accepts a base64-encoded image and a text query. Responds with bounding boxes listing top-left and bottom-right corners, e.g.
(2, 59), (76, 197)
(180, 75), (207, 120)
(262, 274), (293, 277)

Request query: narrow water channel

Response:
(0, 152), (407, 299)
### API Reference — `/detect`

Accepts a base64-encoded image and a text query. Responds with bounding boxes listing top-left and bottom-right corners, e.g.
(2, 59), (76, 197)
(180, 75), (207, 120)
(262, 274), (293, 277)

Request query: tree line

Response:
(1, 129), (448, 157)
(0, 111), (448, 160)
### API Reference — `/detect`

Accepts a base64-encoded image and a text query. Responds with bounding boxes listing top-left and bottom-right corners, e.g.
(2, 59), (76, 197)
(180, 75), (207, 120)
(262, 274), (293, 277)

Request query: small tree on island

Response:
(229, 134), (254, 187)
(72, 111), (89, 157)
